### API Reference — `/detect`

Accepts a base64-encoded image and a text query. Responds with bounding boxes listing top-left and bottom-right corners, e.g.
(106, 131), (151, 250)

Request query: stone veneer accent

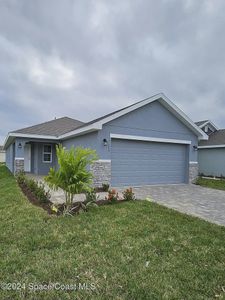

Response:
(91, 160), (198, 186)
(91, 160), (111, 187)
(14, 158), (24, 174)
(189, 162), (198, 183)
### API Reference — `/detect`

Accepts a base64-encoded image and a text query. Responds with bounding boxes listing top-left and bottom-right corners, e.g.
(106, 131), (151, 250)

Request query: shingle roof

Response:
(195, 120), (209, 127)
(199, 129), (225, 146)
(5, 93), (207, 147)
(13, 117), (84, 137)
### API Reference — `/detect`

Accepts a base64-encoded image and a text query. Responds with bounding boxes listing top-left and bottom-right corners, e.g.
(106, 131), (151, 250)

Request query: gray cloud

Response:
(1, 0), (225, 143)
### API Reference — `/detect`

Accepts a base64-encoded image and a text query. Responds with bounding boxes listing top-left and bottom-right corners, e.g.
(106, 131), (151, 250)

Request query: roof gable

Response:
(102, 99), (197, 137)
(60, 93), (208, 140)
(195, 120), (218, 131)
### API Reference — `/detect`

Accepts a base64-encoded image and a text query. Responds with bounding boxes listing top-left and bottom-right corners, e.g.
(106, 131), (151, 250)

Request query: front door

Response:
(24, 144), (31, 172)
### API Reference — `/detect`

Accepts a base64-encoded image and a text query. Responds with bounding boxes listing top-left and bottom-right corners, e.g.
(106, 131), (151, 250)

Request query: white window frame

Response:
(43, 144), (52, 163)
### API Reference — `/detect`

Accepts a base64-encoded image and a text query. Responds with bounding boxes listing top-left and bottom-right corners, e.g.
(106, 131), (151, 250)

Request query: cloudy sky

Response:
(1, 0), (225, 144)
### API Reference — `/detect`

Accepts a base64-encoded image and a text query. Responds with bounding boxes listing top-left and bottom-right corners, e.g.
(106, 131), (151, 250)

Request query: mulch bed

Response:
(19, 182), (53, 215)
(94, 187), (108, 192)
(55, 199), (128, 216)
(18, 182), (128, 216)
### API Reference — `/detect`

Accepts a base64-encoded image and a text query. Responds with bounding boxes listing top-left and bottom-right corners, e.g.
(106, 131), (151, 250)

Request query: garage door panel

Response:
(111, 139), (188, 186)
(112, 162), (185, 172)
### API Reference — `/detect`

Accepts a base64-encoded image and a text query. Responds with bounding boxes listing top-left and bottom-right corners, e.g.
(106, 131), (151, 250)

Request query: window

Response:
(43, 144), (52, 163)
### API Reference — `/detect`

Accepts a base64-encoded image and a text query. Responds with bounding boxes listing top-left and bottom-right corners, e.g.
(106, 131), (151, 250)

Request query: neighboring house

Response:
(196, 120), (225, 177)
(0, 146), (6, 163)
(4, 93), (207, 186)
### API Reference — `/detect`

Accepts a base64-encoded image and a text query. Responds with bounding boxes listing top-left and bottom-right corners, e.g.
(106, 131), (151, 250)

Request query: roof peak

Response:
(195, 119), (218, 130)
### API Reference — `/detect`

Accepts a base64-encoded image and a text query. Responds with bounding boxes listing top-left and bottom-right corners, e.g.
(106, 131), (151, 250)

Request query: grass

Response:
(0, 165), (225, 299)
(196, 176), (225, 191)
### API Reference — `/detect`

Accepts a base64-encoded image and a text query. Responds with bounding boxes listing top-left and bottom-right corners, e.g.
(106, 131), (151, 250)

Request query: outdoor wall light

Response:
(103, 138), (108, 146)
(193, 145), (198, 151)
(18, 143), (22, 149)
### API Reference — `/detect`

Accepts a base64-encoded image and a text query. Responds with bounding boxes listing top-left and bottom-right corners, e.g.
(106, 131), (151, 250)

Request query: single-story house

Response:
(196, 120), (225, 177)
(0, 146), (6, 163)
(4, 93), (207, 187)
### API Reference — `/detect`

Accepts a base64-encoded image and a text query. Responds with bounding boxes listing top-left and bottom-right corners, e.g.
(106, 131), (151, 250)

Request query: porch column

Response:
(14, 139), (25, 174)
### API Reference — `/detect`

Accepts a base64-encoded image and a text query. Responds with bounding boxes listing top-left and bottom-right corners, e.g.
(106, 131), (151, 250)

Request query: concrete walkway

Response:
(129, 184), (225, 226)
(26, 174), (110, 203)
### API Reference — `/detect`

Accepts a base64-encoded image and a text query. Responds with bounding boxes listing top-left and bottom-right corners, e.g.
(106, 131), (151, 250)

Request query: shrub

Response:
(105, 189), (120, 203)
(34, 182), (51, 204)
(27, 178), (50, 204)
(85, 189), (98, 203)
(83, 189), (99, 210)
(16, 171), (26, 185)
(102, 183), (110, 192)
(122, 187), (136, 201)
(17, 174), (51, 204)
(26, 178), (36, 191)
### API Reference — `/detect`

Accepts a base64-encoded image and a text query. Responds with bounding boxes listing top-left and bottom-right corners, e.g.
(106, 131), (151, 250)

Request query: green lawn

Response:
(0, 165), (225, 299)
(196, 177), (225, 191)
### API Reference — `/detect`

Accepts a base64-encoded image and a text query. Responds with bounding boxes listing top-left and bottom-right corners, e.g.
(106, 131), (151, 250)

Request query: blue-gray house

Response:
(196, 120), (225, 177)
(4, 93), (207, 186)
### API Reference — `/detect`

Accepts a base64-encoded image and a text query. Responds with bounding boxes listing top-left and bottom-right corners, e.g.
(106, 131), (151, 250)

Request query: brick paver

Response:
(130, 184), (225, 226)
(29, 173), (225, 226)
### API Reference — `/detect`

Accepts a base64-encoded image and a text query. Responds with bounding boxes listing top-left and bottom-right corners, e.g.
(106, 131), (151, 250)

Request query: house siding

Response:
(5, 137), (58, 175)
(198, 148), (225, 177)
(99, 101), (198, 162)
(35, 143), (57, 175)
(62, 132), (99, 153)
(62, 101), (198, 186)
(5, 143), (14, 172)
(63, 101), (198, 162)
(5, 100), (200, 183)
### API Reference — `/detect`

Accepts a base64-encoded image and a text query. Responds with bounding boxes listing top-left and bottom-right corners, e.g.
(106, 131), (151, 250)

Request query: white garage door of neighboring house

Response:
(111, 138), (189, 187)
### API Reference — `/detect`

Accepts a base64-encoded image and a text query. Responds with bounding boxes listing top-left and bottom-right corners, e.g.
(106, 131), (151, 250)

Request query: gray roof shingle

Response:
(13, 117), (84, 137)
(199, 129), (225, 146)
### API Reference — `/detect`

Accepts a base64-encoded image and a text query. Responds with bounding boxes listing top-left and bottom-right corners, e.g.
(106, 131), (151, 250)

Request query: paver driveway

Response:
(131, 184), (225, 226)
(29, 174), (225, 226)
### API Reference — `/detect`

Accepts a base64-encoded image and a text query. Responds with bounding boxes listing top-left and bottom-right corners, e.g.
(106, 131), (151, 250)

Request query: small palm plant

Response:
(45, 145), (98, 214)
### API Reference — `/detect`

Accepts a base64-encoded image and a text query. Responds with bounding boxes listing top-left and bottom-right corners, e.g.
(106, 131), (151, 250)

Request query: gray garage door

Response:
(111, 139), (188, 186)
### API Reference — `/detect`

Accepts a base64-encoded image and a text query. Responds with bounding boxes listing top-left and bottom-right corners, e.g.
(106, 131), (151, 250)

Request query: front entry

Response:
(24, 144), (31, 172)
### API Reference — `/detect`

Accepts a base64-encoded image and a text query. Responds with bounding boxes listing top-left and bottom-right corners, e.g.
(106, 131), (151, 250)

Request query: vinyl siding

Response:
(62, 132), (99, 154)
(99, 100), (198, 161)
(5, 143), (14, 172)
(198, 148), (225, 177)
